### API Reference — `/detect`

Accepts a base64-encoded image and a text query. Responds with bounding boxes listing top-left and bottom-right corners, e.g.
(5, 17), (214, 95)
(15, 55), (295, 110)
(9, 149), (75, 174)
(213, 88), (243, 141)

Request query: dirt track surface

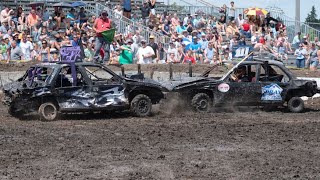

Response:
(1, 98), (320, 179)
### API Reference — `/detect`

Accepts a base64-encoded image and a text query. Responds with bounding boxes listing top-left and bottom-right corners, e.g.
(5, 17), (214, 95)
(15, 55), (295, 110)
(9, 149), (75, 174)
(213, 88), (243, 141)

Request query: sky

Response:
(173, 0), (319, 22)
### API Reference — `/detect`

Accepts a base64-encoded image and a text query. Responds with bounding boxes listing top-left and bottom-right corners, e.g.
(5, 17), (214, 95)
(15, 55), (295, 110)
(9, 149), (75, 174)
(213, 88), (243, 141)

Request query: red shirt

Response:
(95, 18), (111, 37)
(259, 37), (266, 44)
(183, 55), (196, 64)
(242, 23), (250, 31)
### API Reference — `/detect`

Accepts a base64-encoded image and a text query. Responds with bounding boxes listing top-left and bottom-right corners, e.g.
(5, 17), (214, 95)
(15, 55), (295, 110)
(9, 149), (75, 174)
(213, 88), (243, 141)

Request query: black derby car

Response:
(2, 62), (165, 120)
(168, 60), (320, 113)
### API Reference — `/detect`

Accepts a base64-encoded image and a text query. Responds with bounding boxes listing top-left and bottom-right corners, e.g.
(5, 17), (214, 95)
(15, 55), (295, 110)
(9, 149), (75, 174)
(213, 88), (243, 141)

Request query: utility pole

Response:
(295, 0), (300, 33)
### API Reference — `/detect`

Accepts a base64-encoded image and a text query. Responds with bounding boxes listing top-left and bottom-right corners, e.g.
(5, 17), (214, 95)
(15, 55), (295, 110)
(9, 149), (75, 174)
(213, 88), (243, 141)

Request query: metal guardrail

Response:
(83, 3), (170, 44)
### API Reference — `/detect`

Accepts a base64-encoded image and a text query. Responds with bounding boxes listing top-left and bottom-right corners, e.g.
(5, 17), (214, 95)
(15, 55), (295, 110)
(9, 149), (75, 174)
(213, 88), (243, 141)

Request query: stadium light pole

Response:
(295, 0), (300, 33)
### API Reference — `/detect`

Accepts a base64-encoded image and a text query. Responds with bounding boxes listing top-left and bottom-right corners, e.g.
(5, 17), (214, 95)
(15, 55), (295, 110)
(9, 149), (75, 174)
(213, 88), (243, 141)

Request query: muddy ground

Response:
(0, 97), (320, 179)
(1, 63), (320, 179)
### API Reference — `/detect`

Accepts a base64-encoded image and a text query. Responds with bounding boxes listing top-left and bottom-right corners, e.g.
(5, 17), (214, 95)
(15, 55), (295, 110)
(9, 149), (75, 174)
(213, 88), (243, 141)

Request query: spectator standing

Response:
(93, 10), (112, 63)
(228, 1), (236, 22)
(122, 0), (131, 19)
(265, 13), (278, 27)
(148, 0), (156, 16)
(78, 7), (88, 24)
(139, 2), (150, 26)
(294, 43), (307, 68)
(20, 33), (34, 60)
(40, 40), (50, 62)
(148, 35), (159, 62)
(9, 40), (24, 62)
(136, 39), (154, 64)
(308, 43), (320, 71)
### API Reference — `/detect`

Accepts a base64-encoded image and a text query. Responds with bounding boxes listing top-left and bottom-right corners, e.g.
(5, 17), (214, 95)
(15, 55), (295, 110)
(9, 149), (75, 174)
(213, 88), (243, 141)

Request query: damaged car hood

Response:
(161, 77), (220, 91)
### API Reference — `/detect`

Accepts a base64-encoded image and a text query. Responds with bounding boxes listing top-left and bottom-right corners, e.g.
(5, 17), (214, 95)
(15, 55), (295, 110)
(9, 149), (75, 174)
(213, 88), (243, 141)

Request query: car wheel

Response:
(288, 97), (304, 113)
(38, 102), (59, 121)
(130, 94), (152, 117)
(191, 93), (211, 112)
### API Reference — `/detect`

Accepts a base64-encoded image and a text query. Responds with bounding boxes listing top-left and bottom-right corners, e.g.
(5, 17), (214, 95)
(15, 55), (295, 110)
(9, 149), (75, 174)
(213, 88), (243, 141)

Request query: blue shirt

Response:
(123, 0), (131, 11)
(190, 42), (201, 52)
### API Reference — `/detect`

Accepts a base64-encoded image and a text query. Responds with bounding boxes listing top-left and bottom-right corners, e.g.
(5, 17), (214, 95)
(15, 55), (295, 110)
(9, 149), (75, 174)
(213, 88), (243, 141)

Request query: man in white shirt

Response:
(19, 34), (34, 60)
(235, 14), (244, 28)
(136, 39), (154, 64)
(228, 1), (236, 22)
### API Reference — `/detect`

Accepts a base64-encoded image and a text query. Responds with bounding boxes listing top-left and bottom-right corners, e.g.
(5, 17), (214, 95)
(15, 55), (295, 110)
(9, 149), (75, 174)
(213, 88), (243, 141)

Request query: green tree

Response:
(305, 5), (320, 29)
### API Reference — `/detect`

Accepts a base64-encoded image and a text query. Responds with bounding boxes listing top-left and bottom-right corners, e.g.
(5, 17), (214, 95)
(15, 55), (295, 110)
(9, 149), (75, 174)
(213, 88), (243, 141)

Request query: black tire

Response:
(288, 97), (304, 113)
(191, 93), (211, 112)
(38, 102), (59, 121)
(130, 94), (152, 117)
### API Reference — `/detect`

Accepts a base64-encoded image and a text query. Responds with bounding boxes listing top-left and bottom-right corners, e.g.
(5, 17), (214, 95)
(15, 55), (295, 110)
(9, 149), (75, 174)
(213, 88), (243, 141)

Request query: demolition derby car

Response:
(2, 62), (165, 120)
(169, 59), (320, 113)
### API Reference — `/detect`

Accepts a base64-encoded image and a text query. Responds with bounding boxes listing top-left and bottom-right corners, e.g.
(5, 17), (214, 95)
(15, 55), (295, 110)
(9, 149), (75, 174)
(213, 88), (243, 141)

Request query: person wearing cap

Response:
(148, 35), (159, 62)
(93, 10), (112, 63)
(294, 43), (307, 68)
(199, 34), (208, 54)
(118, 38), (133, 64)
(136, 39), (154, 64)
(189, 36), (203, 63)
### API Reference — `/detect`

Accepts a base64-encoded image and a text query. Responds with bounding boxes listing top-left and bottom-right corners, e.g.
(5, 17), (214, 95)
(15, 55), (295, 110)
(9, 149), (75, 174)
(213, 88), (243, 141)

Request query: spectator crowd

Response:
(0, 0), (319, 70)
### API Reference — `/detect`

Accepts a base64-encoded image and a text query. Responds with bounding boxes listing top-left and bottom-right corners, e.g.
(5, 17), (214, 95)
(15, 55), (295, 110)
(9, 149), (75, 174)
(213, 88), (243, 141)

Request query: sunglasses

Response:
(42, 42), (47, 44)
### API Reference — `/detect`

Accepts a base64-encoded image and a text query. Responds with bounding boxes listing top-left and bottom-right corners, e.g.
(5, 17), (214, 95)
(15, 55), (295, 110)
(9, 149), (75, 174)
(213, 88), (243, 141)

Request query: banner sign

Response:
(60, 46), (82, 62)
(232, 45), (253, 60)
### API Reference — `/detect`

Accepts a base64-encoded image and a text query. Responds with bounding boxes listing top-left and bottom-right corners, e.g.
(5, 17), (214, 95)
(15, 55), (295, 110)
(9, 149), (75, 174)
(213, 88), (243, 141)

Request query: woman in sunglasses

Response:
(40, 40), (50, 62)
